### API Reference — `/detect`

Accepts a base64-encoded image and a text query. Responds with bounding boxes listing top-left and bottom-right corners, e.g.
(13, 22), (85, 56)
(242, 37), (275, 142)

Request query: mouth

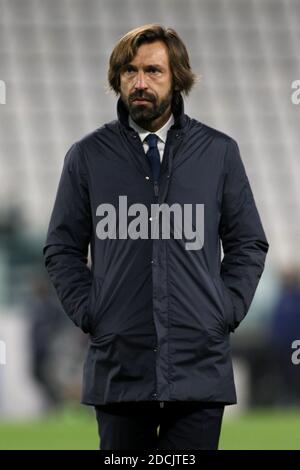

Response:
(131, 98), (152, 104)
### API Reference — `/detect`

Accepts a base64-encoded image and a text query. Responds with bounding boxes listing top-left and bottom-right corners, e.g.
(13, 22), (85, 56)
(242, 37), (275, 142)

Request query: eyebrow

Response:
(126, 64), (165, 70)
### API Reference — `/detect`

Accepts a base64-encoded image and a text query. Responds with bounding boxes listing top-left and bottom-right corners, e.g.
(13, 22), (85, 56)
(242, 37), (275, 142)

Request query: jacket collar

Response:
(117, 91), (188, 132)
(128, 113), (175, 145)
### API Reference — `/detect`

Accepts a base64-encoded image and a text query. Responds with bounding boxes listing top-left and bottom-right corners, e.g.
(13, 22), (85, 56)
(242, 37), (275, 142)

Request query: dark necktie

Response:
(144, 133), (160, 182)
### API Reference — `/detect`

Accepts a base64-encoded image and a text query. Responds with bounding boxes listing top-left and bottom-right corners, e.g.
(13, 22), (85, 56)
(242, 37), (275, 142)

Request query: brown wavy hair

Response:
(108, 24), (197, 96)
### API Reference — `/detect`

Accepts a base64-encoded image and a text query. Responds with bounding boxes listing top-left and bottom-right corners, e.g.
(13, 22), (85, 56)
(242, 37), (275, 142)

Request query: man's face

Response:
(119, 40), (173, 130)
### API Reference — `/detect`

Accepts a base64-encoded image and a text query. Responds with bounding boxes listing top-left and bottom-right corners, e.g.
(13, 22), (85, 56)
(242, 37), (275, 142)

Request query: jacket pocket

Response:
(212, 276), (235, 333)
(87, 276), (104, 334)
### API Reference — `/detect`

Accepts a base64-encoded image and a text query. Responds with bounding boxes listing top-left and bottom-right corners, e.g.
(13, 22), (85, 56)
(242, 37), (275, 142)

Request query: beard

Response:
(121, 89), (173, 128)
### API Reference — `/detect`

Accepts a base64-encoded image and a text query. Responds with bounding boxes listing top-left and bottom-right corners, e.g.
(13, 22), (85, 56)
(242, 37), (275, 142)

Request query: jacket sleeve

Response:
(43, 142), (93, 334)
(219, 138), (269, 332)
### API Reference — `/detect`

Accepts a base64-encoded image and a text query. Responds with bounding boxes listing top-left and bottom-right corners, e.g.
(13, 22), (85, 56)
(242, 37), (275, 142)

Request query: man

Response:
(43, 24), (269, 450)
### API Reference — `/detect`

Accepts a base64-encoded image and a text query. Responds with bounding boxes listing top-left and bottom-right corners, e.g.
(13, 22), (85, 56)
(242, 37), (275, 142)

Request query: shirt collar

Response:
(129, 113), (175, 144)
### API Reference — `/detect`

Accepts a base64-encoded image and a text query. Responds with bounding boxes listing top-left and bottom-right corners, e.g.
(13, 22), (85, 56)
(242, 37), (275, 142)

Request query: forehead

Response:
(130, 40), (170, 67)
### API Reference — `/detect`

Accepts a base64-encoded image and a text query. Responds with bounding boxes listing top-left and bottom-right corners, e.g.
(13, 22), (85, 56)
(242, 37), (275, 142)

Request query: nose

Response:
(134, 70), (147, 90)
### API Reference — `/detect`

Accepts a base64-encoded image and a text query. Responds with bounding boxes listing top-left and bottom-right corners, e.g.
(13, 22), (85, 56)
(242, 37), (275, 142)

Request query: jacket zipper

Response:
(154, 178), (160, 406)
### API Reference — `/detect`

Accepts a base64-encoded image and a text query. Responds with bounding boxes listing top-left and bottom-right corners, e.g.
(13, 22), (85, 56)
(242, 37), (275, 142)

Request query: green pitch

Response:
(0, 405), (299, 450)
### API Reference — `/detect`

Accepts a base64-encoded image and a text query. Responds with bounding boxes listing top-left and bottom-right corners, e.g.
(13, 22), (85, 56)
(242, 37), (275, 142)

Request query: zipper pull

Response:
(160, 401), (164, 408)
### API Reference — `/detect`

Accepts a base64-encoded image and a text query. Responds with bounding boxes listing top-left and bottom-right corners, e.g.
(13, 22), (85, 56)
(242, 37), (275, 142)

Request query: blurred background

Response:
(0, 0), (300, 449)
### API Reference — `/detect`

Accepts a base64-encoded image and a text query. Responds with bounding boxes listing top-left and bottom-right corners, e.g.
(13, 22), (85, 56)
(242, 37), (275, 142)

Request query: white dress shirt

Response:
(129, 113), (175, 163)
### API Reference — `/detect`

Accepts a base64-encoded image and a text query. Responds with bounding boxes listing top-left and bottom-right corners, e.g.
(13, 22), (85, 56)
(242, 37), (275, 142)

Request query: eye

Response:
(148, 67), (160, 74)
(124, 64), (135, 74)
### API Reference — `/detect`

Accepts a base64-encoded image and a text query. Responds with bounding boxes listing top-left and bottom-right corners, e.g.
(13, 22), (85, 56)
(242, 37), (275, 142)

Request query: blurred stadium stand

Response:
(0, 0), (299, 266)
(0, 0), (300, 417)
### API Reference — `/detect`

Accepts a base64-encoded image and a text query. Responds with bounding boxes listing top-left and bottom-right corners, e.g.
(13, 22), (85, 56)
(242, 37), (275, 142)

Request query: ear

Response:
(172, 79), (180, 92)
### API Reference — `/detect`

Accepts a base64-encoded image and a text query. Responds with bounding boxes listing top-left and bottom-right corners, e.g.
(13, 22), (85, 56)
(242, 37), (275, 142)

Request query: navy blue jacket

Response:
(43, 93), (269, 405)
